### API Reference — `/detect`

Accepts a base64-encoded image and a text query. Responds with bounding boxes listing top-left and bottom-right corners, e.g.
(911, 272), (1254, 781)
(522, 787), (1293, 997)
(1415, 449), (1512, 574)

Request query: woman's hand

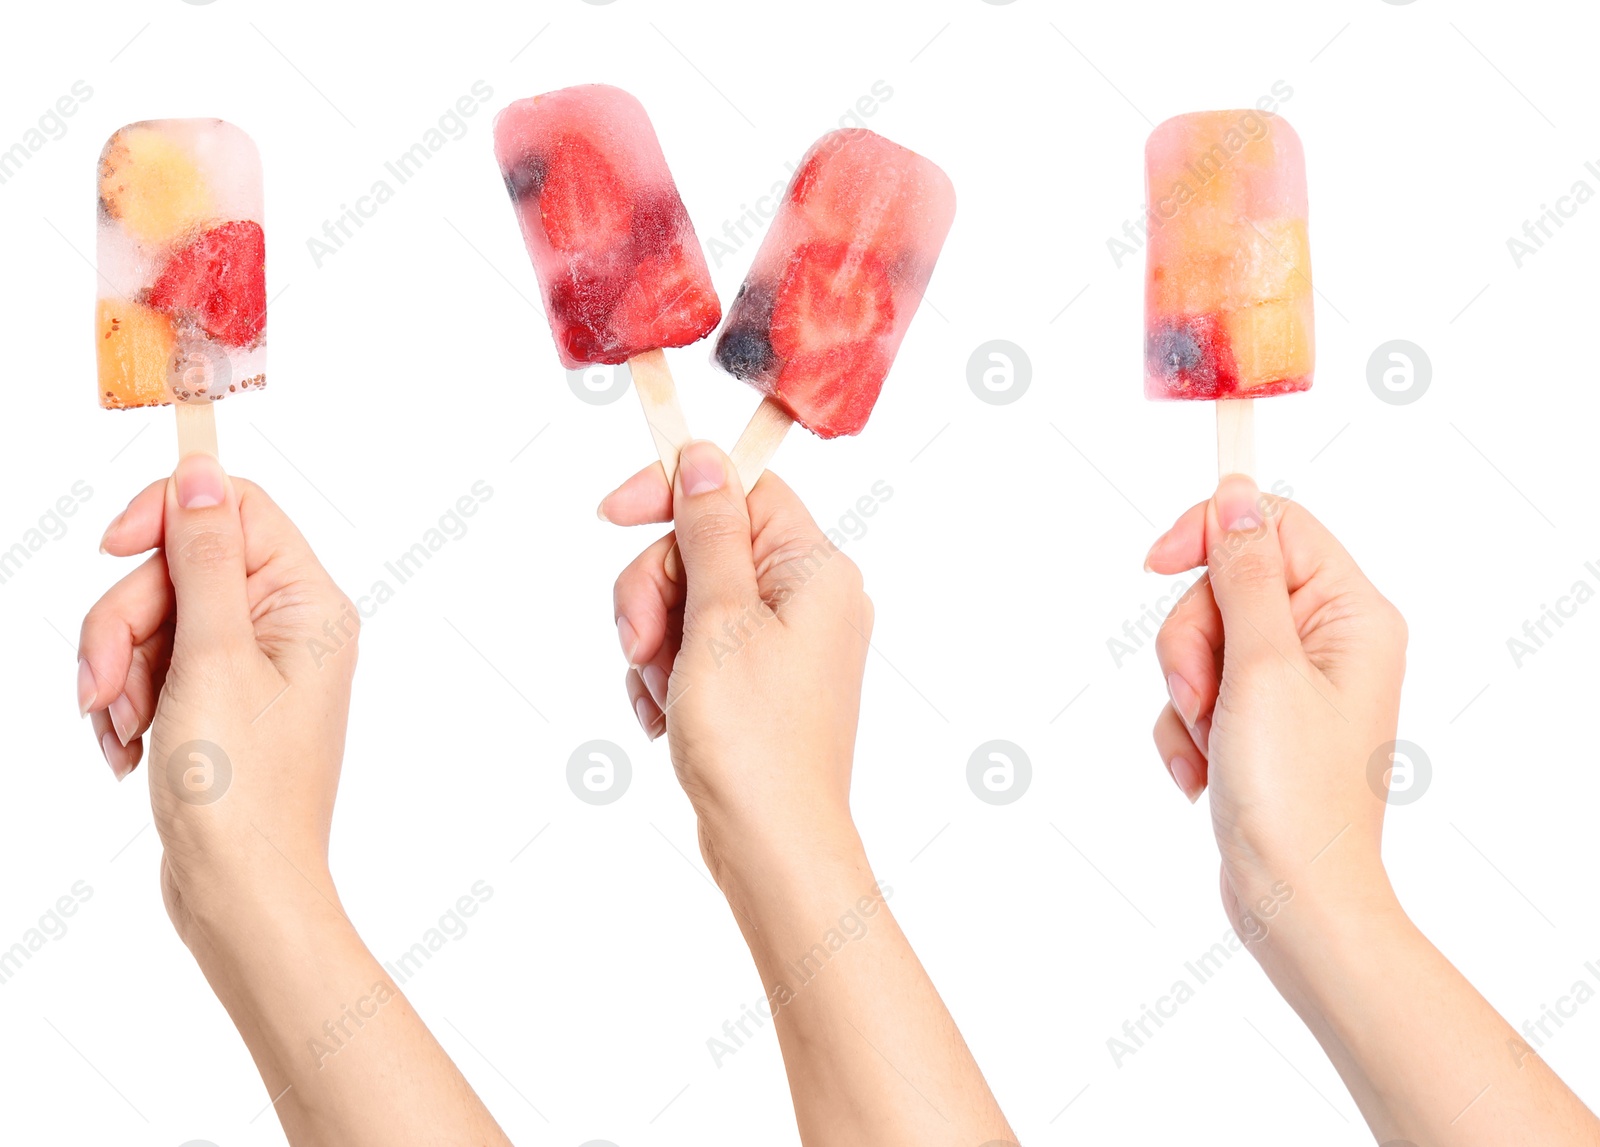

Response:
(77, 454), (510, 1146)
(1145, 474), (1406, 921)
(600, 443), (1013, 1147)
(606, 443), (873, 879)
(79, 453), (357, 939)
(1145, 475), (1600, 1145)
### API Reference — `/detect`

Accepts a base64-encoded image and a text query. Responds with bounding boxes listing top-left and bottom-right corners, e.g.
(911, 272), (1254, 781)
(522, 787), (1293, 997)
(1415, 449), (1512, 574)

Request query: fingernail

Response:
(1168, 755), (1202, 803)
(1142, 533), (1169, 572)
(634, 696), (657, 738)
(1216, 476), (1262, 533)
(1166, 673), (1199, 726)
(98, 513), (123, 555)
(663, 542), (681, 584)
(108, 693), (138, 747)
(679, 443), (725, 497)
(617, 616), (640, 666)
(176, 452), (226, 509)
(596, 499), (612, 523)
(77, 658), (97, 716)
(1193, 715), (1211, 757)
(101, 731), (129, 780)
(641, 664), (668, 708)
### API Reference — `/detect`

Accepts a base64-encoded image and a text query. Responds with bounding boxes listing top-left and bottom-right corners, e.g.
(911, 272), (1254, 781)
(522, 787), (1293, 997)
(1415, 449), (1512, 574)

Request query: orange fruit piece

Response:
(97, 299), (175, 408)
(1224, 298), (1313, 389)
(99, 126), (210, 246)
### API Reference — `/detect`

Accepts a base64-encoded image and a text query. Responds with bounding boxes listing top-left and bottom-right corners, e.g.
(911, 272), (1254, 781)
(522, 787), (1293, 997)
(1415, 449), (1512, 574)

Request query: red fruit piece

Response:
(787, 134), (911, 245)
(776, 340), (893, 439)
(147, 221), (266, 348)
(548, 271), (628, 364)
(1144, 313), (1238, 399)
(539, 134), (633, 252)
(607, 245), (721, 352)
(768, 242), (895, 360)
(629, 191), (689, 261)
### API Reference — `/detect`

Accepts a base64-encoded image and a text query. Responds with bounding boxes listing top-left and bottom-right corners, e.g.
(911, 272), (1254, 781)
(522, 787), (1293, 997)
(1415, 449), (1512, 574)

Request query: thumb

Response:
(673, 440), (759, 615)
(1204, 475), (1298, 663)
(164, 452), (254, 654)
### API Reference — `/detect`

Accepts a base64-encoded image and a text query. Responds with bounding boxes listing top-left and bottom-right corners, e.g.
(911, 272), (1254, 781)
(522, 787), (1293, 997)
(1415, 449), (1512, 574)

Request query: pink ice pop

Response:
(493, 85), (720, 368)
(1144, 110), (1313, 401)
(714, 129), (955, 439)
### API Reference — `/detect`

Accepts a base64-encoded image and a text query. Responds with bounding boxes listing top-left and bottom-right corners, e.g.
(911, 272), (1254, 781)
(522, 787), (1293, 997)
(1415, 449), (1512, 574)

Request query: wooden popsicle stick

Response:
(175, 401), (219, 458)
(729, 397), (794, 494)
(627, 349), (691, 484)
(1216, 398), (1254, 481)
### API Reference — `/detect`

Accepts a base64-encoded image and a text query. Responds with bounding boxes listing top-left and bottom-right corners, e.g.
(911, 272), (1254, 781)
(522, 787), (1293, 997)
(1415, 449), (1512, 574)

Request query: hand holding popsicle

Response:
(610, 441), (1015, 1144)
(79, 463), (512, 1145)
(1145, 480), (1600, 1144)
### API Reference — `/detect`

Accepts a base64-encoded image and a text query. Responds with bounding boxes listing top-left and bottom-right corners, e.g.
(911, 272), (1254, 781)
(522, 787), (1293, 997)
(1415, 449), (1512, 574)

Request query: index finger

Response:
(102, 475), (322, 578)
(1146, 493), (1361, 593)
(598, 461), (672, 526)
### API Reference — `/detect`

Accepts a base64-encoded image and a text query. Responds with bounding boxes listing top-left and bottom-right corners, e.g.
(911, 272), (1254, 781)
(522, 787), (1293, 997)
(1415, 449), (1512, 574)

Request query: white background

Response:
(1, 0), (1596, 1143)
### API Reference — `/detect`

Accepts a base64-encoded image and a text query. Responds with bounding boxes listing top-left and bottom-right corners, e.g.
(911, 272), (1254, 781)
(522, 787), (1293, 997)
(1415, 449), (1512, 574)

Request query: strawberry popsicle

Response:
(716, 129), (955, 485)
(494, 85), (718, 477)
(96, 118), (266, 453)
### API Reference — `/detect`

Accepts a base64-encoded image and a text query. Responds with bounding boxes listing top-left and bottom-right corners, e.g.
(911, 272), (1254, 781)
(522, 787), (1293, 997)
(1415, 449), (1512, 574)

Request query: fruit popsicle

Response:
(716, 129), (955, 488)
(96, 119), (266, 455)
(493, 85), (719, 478)
(1143, 110), (1313, 477)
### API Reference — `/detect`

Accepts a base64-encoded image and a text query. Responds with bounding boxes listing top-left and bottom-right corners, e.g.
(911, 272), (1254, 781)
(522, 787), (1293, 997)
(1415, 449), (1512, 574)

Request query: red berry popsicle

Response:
(95, 119), (266, 457)
(716, 129), (955, 488)
(494, 85), (719, 479)
(1144, 110), (1313, 477)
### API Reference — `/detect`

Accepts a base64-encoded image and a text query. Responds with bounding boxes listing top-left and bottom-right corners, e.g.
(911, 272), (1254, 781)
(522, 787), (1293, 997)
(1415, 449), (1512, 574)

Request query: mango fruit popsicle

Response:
(96, 119), (266, 411)
(1144, 110), (1312, 401)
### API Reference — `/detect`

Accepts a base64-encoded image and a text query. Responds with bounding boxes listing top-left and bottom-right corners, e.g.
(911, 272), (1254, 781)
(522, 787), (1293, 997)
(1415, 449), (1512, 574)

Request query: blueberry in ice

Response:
(717, 324), (777, 378)
(503, 153), (548, 201)
(1149, 322), (1203, 377)
(716, 283), (778, 377)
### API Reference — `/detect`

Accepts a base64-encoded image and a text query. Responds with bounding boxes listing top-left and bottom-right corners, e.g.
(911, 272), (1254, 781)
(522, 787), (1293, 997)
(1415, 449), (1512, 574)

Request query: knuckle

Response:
(1218, 549), (1279, 593)
(681, 512), (747, 554)
(1153, 622), (1182, 666)
(175, 524), (241, 573)
(1379, 599), (1409, 649)
(1227, 644), (1282, 681)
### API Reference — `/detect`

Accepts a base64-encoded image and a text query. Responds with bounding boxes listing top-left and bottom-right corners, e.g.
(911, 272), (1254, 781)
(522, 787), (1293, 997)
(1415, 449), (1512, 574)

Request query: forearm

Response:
(1261, 881), (1600, 1144)
(183, 876), (511, 1147)
(712, 819), (1013, 1147)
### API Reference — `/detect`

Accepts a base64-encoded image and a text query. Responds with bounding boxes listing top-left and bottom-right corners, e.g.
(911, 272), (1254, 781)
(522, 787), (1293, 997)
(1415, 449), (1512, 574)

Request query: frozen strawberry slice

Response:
(787, 132), (916, 246)
(538, 134), (633, 253)
(629, 191), (691, 260)
(547, 268), (629, 364)
(607, 244), (721, 353)
(147, 221), (266, 348)
(775, 340), (893, 439)
(768, 242), (895, 360)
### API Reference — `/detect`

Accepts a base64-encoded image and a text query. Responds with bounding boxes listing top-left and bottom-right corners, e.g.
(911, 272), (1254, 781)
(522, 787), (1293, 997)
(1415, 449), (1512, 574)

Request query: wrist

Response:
(1243, 861), (1409, 998)
(702, 813), (871, 925)
(173, 859), (345, 967)
(696, 796), (858, 881)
